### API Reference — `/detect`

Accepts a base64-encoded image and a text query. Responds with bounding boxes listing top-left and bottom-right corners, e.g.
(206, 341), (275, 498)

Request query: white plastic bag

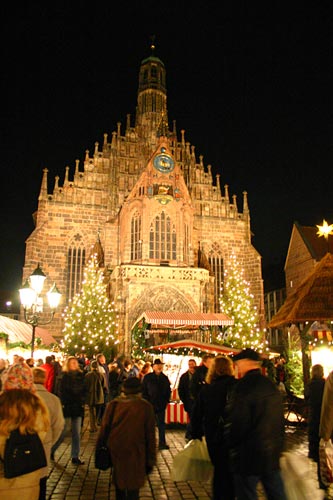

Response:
(171, 437), (213, 482)
(280, 451), (325, 499)
(319, 438), (333, 488)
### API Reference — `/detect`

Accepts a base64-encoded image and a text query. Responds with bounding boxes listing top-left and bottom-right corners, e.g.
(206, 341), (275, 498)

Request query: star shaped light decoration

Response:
(316, 219), (333, 240)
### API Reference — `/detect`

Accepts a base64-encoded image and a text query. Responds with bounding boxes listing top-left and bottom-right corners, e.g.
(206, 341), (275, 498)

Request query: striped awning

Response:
(138, 311), (233, 327)
(145, 339), (239, 355)
(0, 315), (56, 346)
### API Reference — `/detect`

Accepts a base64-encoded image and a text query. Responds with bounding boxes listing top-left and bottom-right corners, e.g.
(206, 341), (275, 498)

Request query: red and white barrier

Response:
(165, 402), (189, 424)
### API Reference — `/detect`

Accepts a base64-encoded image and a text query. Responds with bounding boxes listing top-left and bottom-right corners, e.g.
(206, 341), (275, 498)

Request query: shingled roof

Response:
(269, 252), (333, 327)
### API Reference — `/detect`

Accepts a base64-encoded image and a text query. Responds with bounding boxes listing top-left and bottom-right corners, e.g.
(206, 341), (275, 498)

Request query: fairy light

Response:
(61, 253), (119, 357)
(218, 253), (268, 353)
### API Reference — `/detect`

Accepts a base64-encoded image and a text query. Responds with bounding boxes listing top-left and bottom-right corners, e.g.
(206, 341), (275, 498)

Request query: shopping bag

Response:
(319, 439), (333, 488)
(280, 451), (325, 499)
(171, 437), (213, 482)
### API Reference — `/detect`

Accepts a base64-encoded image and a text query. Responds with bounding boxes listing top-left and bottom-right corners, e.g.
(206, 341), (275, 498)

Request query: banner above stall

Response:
(144, 339), (240, 356)
(136, 311), (234, 330)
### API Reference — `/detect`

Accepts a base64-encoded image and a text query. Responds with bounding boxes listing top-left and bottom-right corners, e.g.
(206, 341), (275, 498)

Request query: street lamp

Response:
(19, 264), (61, 357)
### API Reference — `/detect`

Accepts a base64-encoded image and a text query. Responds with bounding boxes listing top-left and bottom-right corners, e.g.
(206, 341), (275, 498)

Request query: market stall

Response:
(145, 338), (240, 424)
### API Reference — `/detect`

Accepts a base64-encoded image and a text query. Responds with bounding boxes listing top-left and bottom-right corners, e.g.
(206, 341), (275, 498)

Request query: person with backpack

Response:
(0, 360), (50, 500)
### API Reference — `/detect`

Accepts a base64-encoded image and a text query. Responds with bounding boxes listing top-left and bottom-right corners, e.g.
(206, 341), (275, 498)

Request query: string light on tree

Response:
(217, 254), (268, 353)
(61, 253), (119, 358)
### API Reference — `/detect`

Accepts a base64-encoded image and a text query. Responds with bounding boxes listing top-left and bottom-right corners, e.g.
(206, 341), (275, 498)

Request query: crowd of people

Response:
(1, 348), (332, 500)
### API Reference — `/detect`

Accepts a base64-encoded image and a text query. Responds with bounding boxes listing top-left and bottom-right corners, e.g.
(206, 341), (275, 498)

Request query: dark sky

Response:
(1, 2), (332, 295)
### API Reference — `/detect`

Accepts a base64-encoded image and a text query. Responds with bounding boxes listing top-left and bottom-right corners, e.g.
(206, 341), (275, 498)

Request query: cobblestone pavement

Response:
(46, 415), (331, 499)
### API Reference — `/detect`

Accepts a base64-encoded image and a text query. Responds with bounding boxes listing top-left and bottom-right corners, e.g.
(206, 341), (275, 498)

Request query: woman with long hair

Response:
(0, 362), (50, 500)
(60, 356), (86, 465)
(191, 355), (237, 500)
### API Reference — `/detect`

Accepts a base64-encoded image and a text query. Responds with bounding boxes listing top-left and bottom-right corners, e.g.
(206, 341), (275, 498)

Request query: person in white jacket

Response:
(33, 367), (65, 500)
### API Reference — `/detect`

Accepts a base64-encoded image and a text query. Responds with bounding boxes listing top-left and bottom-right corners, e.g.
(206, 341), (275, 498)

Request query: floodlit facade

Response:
(22, 48), (264, 353)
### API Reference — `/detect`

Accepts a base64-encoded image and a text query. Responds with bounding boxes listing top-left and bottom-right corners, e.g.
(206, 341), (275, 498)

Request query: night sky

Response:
(1, 2), (332, 295)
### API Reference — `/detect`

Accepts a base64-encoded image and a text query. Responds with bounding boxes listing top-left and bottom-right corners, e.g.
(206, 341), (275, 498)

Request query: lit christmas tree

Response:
(61, 254), (119, 359)
(217, 254), (268, 352)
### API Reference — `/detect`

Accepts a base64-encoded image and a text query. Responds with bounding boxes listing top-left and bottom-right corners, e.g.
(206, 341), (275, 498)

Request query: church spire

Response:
(135, 38), (168, 142)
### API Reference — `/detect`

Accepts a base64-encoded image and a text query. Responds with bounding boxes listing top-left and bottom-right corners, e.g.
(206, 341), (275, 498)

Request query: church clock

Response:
(153, 150), (175, 173)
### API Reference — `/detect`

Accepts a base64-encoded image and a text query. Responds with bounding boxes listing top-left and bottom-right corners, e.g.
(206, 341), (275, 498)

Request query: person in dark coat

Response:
(191, 354), (214, 400)
(60, 356), (86, 465)
(305, 363), (325, 488)
(225, 348), (287, 500)
(85, 360), (105, 432)
(96, 353), (110, 423)
(178, 358), (197, 440)
(142, 358), (171, 450)
(97, 377), (156, 500)
(191, 356), (237, 500)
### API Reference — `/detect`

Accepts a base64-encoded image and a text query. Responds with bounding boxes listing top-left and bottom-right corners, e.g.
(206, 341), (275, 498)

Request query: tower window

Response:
(151, 65), (157, 80)
(149, 211), (176, 261)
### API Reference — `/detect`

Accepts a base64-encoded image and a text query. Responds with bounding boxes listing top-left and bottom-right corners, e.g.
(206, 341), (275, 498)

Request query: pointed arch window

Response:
(131, 212), (142, 261)
(208, 248), (224, 312)
(67, 240), (86, 301)
(149, 211), (176, 261)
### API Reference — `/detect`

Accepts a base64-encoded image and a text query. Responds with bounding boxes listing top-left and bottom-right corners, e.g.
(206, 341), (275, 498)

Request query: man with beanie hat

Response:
(225, 348), (287, 499)
(96, 376), (156, 500)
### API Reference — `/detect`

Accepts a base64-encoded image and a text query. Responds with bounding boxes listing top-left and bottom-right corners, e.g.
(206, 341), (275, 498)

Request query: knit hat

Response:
(2, 361), (35, 392)
(123, 377), (142, 394)
(233, 348), (261, 362)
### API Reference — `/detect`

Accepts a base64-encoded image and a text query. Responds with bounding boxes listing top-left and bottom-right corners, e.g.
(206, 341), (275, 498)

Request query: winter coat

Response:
(0, 411), (48, 500)
(305, 377), (325, 461)
(97, 394), (156, 490)
(178, 369), (196, 413)
(35, 384), (65, 475)
(40, 362), (55, 392)
(191, 364), (208, 399)
(320, 371), (333, 440)
(142, 372), (171, 412)
(191, 374), (237, 463)
(225, 368), (285, 475)
(60, 370), (86, 418)
(85, 369), (105, 406)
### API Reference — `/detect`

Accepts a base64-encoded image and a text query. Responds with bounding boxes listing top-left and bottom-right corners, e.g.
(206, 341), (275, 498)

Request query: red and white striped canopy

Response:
(138, 311), (233, 327)
(145, 339), (240, 355)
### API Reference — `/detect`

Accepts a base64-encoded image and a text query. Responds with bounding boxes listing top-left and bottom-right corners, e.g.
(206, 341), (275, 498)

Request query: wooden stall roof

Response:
(0, 315), (56, 345)
(269, 252), (333, 328)
(137, 311), (234, 327)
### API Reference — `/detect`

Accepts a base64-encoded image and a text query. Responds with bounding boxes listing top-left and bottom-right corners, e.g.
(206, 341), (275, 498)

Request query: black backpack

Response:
(2, 429), (47, 478)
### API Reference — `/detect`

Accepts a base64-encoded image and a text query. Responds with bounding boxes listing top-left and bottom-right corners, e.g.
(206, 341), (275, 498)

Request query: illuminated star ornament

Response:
(316, 219), (333, 240)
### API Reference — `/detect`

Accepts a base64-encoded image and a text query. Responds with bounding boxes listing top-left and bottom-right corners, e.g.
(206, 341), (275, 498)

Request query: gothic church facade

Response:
(23, 49), (264, 354)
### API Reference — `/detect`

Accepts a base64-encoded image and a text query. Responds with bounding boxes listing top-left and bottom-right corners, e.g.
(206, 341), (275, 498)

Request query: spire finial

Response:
(150, 35), (156, 54)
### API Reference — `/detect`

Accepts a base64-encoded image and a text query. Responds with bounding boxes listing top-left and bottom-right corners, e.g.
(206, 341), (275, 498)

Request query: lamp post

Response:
(19, 264), (61, 357)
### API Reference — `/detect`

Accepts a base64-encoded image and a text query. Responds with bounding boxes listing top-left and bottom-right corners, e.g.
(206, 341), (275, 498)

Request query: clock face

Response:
(153, 153), (175, 173)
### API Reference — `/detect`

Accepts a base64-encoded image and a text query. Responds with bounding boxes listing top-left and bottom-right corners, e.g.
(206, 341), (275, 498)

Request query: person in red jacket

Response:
(41, 356), (55, 393)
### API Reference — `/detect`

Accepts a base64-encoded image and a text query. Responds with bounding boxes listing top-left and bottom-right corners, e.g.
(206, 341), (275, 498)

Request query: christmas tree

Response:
(217, 254), (268, 352)
(61, 254), (119, 359)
